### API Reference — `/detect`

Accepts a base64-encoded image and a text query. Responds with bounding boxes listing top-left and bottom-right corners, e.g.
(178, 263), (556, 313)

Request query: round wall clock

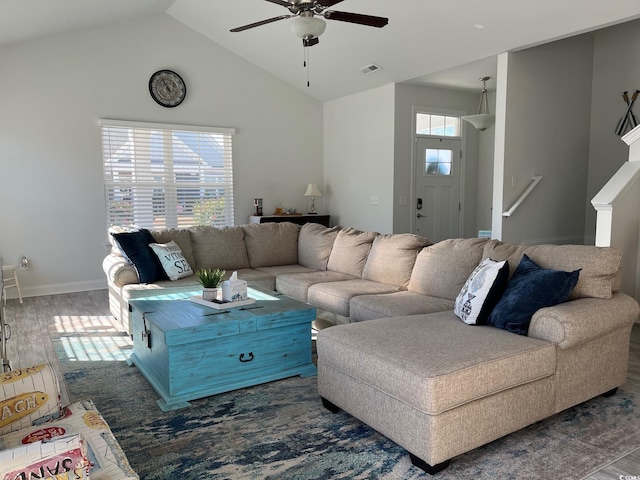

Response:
(149, 69), (186, 108)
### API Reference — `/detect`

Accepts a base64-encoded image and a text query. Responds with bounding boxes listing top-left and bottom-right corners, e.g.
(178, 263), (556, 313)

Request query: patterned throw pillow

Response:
(149, 241), (193, 281)
(454, 258), (509, 325)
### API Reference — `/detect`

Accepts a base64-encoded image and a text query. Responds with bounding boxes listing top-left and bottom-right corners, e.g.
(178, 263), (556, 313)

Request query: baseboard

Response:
(4, 279), (107, 300)
(520, 235), (586, 245)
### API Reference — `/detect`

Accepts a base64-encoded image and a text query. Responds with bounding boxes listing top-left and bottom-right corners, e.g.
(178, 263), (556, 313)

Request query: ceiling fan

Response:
(230, 0), (389, 47)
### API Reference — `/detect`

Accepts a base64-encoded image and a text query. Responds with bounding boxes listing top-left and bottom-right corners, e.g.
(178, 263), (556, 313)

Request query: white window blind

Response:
(101, 120), (235, 229)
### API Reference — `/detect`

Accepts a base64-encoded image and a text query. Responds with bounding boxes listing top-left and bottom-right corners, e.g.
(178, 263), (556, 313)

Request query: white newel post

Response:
(591, 124), (640, 300)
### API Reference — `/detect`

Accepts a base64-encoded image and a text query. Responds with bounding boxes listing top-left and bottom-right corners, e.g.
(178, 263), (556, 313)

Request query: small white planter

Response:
(202, 287), (220, 302)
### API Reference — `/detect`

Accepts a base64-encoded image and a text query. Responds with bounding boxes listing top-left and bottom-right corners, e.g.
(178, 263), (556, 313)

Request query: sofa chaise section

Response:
(317, 313), (557, 470)
(317, 241), (640, 473)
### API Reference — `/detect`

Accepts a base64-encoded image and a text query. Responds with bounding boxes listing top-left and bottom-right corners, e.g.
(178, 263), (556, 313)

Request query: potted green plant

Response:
(196, 268), (226, 301)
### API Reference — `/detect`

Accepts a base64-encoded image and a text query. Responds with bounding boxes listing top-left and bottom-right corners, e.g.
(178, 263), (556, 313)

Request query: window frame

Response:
(100, 119), (236, 230)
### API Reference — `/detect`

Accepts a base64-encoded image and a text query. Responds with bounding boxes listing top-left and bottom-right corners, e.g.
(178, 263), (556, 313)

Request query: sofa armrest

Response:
(528, 292), (639, 349)
(103, 254), (139, 287)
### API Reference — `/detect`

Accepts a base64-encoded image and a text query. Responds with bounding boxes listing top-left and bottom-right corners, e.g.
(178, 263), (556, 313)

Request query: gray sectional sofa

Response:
(103, 221), (639, 474)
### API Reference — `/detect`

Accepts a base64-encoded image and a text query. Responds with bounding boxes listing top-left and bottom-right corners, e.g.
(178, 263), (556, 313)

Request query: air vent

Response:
(359, 63), (382, 75)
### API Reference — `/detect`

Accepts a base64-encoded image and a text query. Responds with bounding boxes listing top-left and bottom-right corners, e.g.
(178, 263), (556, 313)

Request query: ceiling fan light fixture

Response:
(290, 15), (326, 39)
(462, 76), (495, 132)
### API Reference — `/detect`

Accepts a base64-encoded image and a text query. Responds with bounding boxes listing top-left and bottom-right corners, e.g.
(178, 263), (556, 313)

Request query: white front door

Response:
(413, 137), (462, 242)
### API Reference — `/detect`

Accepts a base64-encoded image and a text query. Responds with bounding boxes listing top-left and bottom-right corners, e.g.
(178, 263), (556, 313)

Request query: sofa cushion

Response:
(150, 228), (196, 273)
(190, 226), (250, 270)
(454, 258), (509, 325)
(307, 279), (403, 317)
(362, 233), (431, 288)
(298, 223), (341, 270)
(487, 254), (580, 335)
(349, 291), (455, 322)
(121, 268), (278, 301)
(242, 222), (300, 268)
(111, 229), (167, 283)
(483, 240), (621, 299)
(317, 313), (556, 416)
(256, 264), (317, 277)
(326, 228), (377, 277)
(276, 271), (358, 303)
(408, 238), (489, 300)
(149, 241), (194, 281)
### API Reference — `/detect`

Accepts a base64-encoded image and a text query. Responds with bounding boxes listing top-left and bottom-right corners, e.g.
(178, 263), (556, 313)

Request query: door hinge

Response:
(460, 151), (463, 158)
(459, 203), (462, 211)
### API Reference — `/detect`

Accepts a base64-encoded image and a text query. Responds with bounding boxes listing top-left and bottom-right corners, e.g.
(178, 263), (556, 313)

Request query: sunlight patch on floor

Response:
(59, 334), (133, 361)
(52, 314), (133, 361)
(53, 315), (123, 334)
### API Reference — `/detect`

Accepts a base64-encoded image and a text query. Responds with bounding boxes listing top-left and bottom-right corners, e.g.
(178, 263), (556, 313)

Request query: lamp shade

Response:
(462, 76), (495, 131)
(290, 16), (326, 39)
(461, 113), (495, 131)
(304, 183), (322, 197)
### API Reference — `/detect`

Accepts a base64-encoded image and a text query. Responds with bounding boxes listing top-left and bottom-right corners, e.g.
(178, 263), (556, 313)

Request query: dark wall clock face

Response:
(149, 70), (186, 108)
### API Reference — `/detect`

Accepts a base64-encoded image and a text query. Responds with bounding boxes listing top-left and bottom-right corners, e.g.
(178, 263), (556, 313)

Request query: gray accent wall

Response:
(586, 19), (640, 244)
(492, 34), (594, 245)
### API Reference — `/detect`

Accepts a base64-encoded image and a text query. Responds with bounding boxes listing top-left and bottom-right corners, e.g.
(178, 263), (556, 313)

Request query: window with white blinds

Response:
(101, 120), (235, 229)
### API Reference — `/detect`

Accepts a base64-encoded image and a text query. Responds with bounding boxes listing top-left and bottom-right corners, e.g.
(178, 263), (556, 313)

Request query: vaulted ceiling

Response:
(2, 0), (639, 101)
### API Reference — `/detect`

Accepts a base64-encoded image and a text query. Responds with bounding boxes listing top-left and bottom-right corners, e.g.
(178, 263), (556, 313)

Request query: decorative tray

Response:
(190, 296), (256, 310)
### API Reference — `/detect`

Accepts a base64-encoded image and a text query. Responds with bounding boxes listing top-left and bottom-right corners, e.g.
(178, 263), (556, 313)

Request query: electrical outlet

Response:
(370, 195), (379, 205)
(399, 196), (407, 206)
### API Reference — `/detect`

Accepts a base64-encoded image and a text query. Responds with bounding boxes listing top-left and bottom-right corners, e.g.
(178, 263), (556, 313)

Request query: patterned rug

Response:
(50, 317), (640, 480)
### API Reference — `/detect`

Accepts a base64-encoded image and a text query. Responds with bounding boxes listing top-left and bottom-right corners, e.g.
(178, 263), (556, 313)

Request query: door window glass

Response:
(425, 149), (452, 176)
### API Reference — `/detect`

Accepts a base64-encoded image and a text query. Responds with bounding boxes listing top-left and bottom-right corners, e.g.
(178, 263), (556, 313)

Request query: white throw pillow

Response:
(454, 258), (509, 325)
(149, 241), (193, 281)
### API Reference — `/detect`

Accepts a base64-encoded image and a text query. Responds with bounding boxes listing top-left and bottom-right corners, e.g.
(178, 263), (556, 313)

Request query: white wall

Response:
(323, 84), (395, 233)
(493, 34), (594, 245)
(586, 18), (640, 244)
(392, 83), (481, 236)
(477, 92), (496, 233)
(0, 14), (323, 297)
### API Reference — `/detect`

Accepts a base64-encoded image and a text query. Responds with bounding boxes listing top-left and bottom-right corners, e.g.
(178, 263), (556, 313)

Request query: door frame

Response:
(410, 105), (468, 237)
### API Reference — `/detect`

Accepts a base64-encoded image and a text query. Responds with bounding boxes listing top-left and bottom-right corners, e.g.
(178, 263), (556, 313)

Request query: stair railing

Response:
(502, 175), (543, 217)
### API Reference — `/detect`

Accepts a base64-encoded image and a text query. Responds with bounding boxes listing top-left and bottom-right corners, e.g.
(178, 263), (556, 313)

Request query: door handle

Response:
(417, 213), (426, 218)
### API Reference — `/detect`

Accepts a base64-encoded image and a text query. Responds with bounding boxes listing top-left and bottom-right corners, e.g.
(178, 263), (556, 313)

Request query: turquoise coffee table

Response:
(127, 289), (316, 411)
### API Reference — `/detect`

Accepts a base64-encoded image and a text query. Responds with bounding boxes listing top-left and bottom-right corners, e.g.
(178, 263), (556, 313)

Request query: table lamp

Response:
(304, 183), (322, 214)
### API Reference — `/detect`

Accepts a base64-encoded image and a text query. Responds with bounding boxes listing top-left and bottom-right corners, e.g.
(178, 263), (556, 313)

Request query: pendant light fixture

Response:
(462, 76), (495, 131)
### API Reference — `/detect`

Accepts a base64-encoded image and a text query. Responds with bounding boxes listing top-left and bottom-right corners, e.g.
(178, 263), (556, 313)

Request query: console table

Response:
(249, 214), (330, 227)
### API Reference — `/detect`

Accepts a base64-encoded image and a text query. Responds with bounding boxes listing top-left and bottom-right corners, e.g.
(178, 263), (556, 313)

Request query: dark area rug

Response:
(56, 360), (640, 480)
(51, 323), (640, 479)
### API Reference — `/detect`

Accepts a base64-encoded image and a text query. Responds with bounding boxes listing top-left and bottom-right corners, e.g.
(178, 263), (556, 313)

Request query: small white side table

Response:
(2, 265), (23, 305)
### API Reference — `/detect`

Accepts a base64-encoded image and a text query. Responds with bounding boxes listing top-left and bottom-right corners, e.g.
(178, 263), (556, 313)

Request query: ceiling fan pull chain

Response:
(307, 46), (311, 87)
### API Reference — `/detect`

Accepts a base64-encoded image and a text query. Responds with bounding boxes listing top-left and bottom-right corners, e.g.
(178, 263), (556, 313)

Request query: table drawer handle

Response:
(239, 352), (254, 363)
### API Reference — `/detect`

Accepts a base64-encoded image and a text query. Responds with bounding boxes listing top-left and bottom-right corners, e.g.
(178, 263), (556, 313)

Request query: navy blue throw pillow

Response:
(487, 254), (580, 336)
(111, 229), (167, 284)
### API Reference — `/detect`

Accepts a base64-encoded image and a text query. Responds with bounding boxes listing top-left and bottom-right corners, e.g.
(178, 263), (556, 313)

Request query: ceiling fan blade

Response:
(230, 15), (291, 32)
(323, 10), (388, 28)
(316, 0), (344, 8)
(264, 0), (294, 7)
